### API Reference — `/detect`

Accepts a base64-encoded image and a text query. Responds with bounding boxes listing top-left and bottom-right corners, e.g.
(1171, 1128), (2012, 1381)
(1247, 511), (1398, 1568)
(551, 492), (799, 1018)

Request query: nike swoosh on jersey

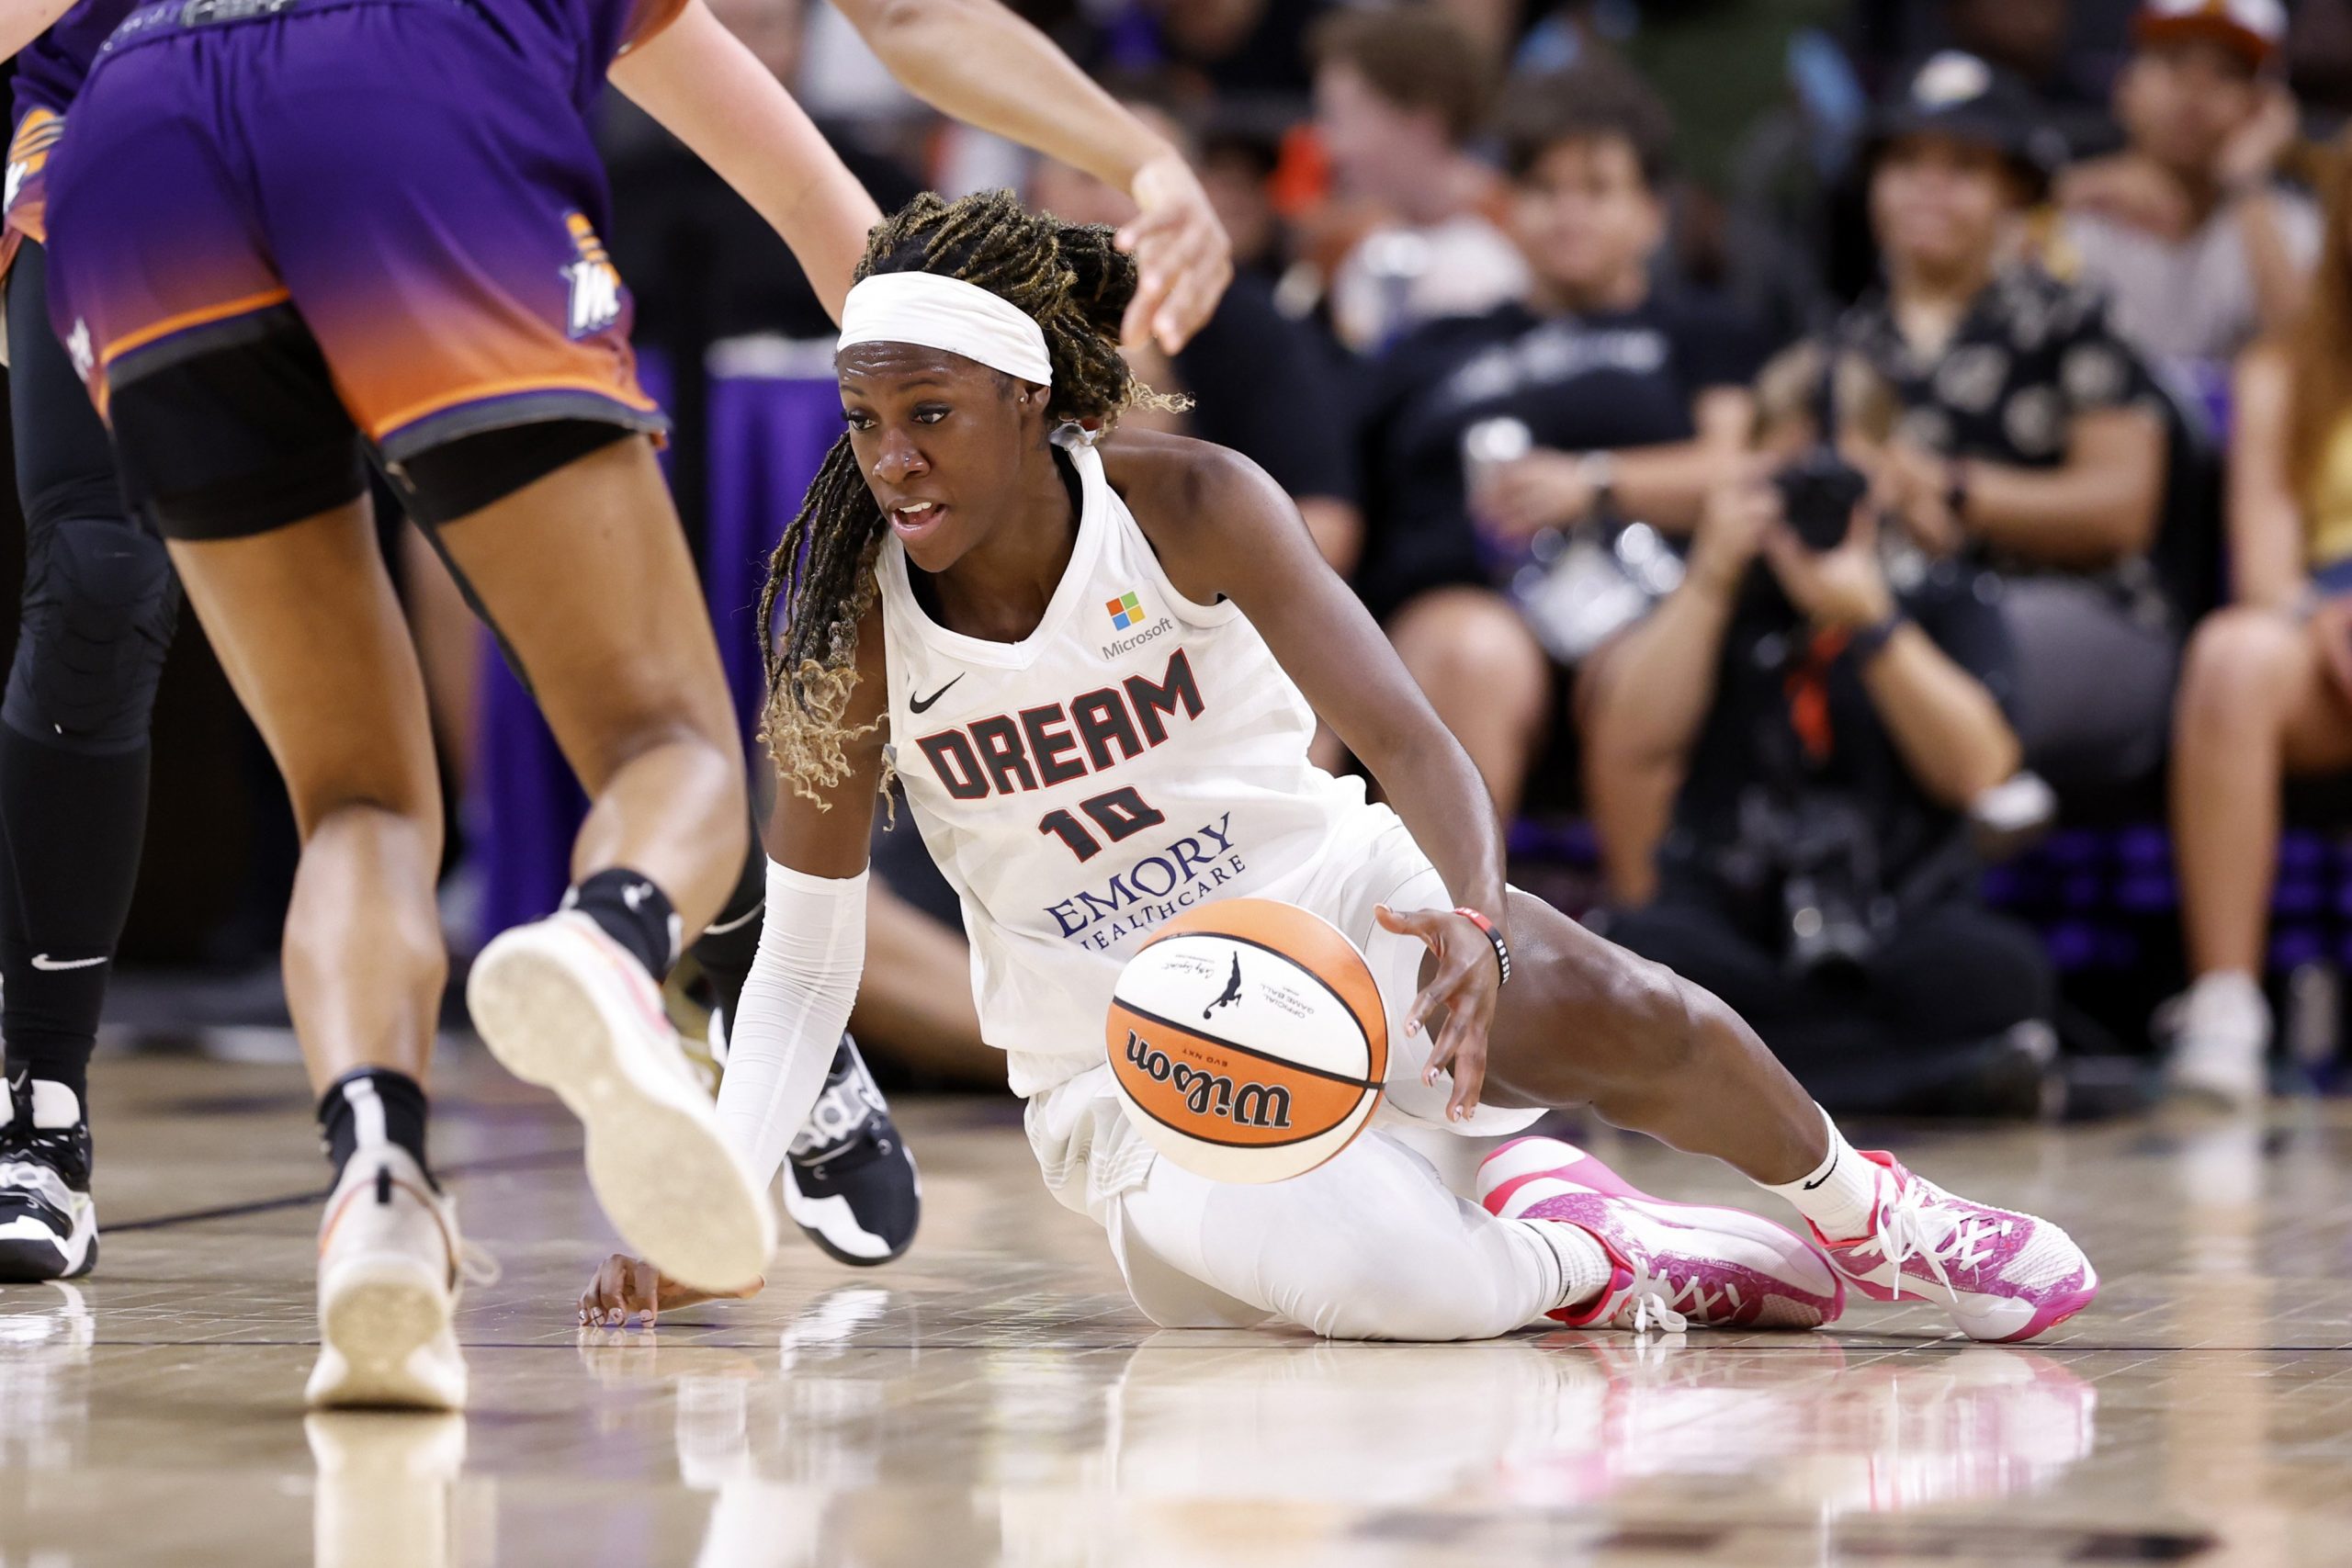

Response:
(909, 675), (965, 714)
(30, 953), (107, 971)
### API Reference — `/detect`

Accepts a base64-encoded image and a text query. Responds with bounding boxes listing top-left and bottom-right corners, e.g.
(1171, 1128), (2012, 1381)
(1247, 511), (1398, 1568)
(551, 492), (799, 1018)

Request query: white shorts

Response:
(1022, 807), (1563, 1340)
(1025, 801), (1543, 1219)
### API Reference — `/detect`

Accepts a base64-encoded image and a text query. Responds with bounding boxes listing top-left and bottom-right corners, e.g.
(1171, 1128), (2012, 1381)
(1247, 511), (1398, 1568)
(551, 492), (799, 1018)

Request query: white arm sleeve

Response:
(716, 859), (869, 1191)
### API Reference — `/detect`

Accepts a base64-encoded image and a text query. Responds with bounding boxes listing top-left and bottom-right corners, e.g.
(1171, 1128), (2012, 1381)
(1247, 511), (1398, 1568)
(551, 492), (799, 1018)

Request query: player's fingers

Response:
(1120, 269), (1171, 350)
(1374, 903), (1442, 945)
(1154, 250), (1230, 353)
(582, 1256), (628, 1326)
(628, 1258), (663, 1328)
(1440, 1007), (1493, 1119)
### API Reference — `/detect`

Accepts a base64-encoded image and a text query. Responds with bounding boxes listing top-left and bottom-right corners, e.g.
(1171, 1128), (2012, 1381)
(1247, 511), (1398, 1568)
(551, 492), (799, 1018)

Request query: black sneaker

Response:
(0, 1069), (98, 1281)
(780, 1035), (920, 1266)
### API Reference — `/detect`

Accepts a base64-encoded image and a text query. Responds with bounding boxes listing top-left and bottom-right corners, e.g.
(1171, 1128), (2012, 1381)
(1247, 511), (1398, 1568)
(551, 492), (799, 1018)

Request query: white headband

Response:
(837, 273), (1053, 388)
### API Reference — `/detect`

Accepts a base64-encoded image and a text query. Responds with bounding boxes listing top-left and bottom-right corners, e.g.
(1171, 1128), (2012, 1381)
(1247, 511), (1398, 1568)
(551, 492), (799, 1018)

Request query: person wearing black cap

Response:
(2056, 0), (2314, 367)
(1838, 51), (2173, 798)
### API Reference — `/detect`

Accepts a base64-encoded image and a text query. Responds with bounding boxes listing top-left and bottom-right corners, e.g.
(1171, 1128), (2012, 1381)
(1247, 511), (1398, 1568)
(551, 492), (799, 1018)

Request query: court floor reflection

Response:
(1, 1051), (2348, 1565)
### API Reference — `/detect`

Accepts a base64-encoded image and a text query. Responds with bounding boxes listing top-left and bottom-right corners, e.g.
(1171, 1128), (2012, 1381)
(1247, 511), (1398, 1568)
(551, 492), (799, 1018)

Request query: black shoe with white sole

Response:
(0, 1068), (97, 1282)
(773, 1033), (919, 1267)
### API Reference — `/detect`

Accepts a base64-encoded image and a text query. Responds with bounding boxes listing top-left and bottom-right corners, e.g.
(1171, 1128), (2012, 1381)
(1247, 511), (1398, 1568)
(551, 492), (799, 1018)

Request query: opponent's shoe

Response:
(781, 1035), (920, 1266)
(0, 1071), (96, 1282)
(469, 911), (775, 1292)
(1479, 1137), (1844, 1333)
(1808, 1149), (2098, 1343)
(307, 1145), (473, 1411)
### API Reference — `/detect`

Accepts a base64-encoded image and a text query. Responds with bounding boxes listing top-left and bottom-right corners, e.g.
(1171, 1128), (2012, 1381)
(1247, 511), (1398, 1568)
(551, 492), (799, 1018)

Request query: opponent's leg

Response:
(158, 492), (467, 1408)
(1483, 890), (2098, 1341)
(0, 242), (177, 1282)
(422, 433), (772, 1292)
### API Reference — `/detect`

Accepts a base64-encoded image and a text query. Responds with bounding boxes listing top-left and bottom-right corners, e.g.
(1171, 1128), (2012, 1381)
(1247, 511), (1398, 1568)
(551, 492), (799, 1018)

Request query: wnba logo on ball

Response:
(1120, 1030), (1293, 1129)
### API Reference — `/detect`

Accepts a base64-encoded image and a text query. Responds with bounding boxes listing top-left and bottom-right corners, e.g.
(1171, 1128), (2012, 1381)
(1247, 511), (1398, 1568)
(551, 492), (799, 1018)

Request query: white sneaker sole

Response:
(308, 1255), (463, 1411)
(468, 920), (775, 1292)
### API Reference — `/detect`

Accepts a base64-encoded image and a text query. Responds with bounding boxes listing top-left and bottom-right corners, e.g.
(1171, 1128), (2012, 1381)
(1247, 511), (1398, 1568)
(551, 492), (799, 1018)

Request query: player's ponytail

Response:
(753, 188), (1170, 806)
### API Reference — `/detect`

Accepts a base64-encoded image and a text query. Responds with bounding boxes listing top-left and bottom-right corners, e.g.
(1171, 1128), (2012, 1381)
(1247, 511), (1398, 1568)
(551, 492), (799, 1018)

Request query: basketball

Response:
(1104, 899), (1388, 1184)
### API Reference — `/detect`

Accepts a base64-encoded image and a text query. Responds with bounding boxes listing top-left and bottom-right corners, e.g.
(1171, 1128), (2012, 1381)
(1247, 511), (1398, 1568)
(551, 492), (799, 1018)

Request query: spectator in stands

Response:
(1353, 62), (1761, 822)
(1031, 93), (1363, 572)
(2161, 132), (2352, 1111)
(2056, 0), (2313, 369)
(1306, 6), (1530, 352)
(1840, 51), (2171, 797)
(1597, 344), (2058, 1117)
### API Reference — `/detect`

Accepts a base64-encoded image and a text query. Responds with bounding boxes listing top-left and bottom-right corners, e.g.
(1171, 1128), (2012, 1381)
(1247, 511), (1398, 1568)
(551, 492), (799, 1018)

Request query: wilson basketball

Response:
(1105, 899), (1388, 1184)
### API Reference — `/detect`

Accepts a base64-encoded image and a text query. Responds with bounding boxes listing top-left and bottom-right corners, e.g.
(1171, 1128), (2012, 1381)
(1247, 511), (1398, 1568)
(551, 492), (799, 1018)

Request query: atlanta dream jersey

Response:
(877, 434), (1389, 1096)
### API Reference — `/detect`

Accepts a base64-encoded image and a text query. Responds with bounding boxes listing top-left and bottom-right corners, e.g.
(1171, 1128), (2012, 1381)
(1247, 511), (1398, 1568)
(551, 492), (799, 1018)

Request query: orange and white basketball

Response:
(1105, 898), (1387, 1184)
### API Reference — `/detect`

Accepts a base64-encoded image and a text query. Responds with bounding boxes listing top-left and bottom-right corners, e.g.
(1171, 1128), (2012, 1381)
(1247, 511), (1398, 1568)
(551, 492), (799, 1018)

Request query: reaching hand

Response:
(1373, 903), (1502, 1121)
(1117, 152), (1232, 354)
(578, 1255), (763, 1328)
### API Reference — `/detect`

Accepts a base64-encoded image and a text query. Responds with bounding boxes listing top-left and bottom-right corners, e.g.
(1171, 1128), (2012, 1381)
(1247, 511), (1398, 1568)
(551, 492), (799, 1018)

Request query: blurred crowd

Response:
(582, 0), (2352, 1120)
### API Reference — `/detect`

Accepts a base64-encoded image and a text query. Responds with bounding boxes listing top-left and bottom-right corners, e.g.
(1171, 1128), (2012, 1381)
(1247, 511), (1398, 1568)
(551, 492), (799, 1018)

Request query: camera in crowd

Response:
(1771, 446), (1870, 552)
(1723, 792), (1898, 981)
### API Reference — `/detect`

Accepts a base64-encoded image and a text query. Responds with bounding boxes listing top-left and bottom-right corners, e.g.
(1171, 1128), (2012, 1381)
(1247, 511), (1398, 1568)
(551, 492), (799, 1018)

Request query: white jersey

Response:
(876, 434), (1376, 1096)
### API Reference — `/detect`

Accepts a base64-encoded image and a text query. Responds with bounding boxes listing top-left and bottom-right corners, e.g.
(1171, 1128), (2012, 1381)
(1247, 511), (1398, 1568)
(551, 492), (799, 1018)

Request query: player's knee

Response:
(3, 516), (180, 753)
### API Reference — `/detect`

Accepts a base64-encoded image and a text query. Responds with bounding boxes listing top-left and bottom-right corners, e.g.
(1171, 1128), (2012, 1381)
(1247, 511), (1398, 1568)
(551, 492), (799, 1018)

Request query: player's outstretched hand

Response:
(1374, 904), (1501, 1122)
(578, 1254), (763, 1328)
(1116, 152), (1232, 355)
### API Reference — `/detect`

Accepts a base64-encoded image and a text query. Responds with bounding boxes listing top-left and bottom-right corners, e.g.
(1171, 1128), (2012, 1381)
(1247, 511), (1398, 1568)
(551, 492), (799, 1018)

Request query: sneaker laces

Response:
(788, 1044), (885, 1163)
(1874, 1177), (2008, 1304)
(1611, 1249), (1703, 1337)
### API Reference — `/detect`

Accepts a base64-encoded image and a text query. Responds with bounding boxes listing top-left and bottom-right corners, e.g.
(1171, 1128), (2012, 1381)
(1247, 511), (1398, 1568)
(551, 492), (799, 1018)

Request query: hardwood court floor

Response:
(3, 1046), (2349, 1567)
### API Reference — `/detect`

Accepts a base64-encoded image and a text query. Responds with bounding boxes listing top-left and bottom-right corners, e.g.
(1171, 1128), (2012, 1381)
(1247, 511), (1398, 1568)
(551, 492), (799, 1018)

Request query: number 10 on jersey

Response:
(1039, 787), (1166, 862)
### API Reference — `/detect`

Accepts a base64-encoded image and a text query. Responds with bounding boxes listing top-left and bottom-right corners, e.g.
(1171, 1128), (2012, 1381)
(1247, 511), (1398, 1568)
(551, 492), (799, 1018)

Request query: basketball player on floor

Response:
(33, 0), (1228, 1404)
(582, 192), (2097, 1346)
(0, 0), (1091, 1293)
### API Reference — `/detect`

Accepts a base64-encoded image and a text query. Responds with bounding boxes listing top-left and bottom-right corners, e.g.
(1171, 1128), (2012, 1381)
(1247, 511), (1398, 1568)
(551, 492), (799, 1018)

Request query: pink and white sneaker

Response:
(1812, 1150), (2098, 1343)
(1479, 1137), (1844, 1334)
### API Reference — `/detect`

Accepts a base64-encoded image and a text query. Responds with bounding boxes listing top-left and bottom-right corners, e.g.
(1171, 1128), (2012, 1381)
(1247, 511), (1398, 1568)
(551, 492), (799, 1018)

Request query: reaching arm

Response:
(715, 604), (893, 1192)
(610, 0), (880, 322)
(2227, 343), (2310, 612)
(581, 607), (888, 1322)
(1113, 434), (1508, 1114)
(0, 0), (71, 66)
(830, 0), (1230, 349)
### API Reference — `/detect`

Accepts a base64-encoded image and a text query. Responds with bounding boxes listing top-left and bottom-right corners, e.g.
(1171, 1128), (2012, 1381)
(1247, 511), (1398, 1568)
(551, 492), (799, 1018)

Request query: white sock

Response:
(1524, 1219), (1616, 1313)
(1758, 1107), (1883, 1243)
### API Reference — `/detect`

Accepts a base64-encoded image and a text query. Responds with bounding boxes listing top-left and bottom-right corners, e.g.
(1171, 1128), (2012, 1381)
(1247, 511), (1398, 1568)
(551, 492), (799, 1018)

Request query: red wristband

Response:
(1453, 906), (1512, 987)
